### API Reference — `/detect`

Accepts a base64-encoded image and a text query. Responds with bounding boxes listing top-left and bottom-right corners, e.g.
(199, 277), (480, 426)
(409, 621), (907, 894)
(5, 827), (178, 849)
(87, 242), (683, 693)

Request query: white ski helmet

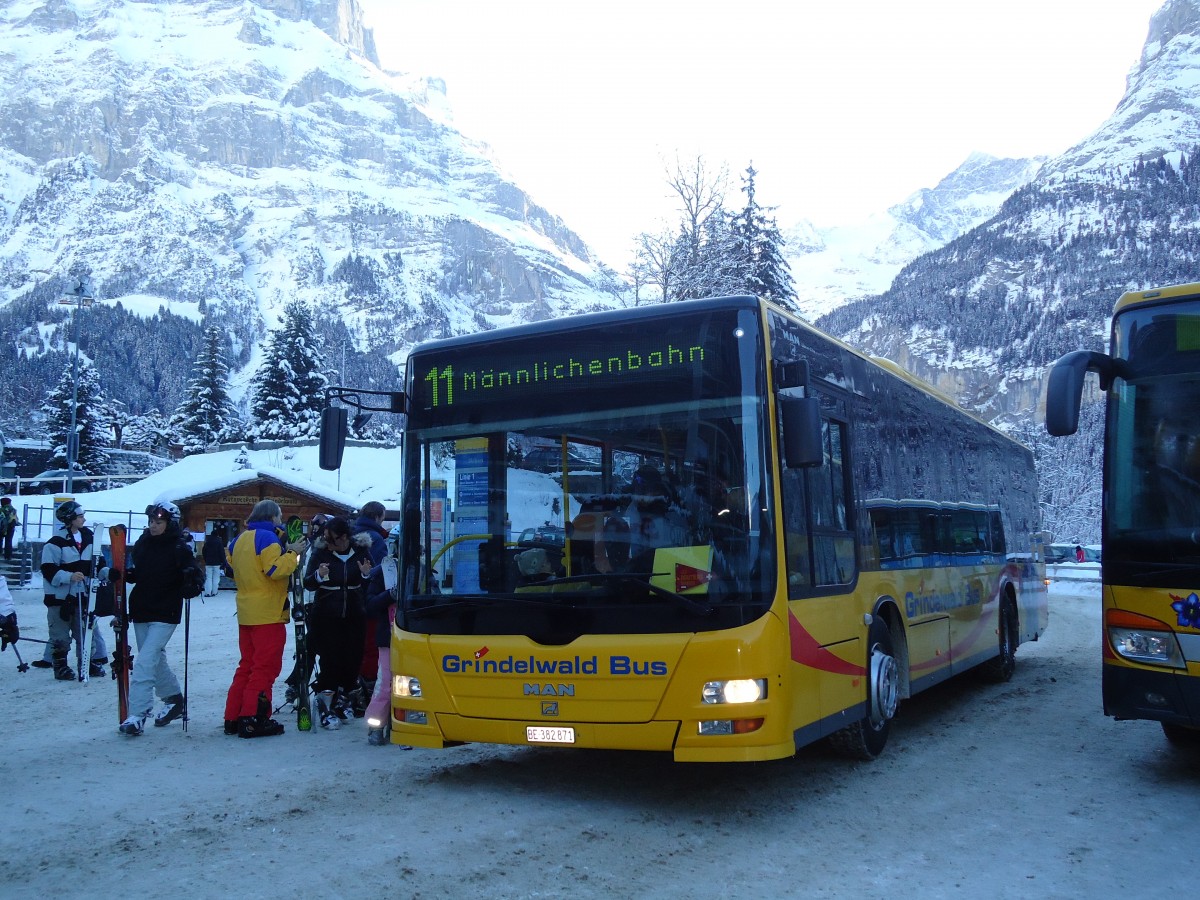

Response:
(145, 501), (181, 525)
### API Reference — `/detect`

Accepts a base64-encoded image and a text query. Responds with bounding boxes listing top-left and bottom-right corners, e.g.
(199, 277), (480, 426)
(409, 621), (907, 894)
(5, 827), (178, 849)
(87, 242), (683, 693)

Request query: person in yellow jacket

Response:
(222, 500), (307, 738)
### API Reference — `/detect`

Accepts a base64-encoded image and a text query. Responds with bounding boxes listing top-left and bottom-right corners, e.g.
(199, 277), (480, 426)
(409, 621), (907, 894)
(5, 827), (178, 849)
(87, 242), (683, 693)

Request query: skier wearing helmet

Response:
(39, 500), (109, 680)
(115, 501), (204, 736)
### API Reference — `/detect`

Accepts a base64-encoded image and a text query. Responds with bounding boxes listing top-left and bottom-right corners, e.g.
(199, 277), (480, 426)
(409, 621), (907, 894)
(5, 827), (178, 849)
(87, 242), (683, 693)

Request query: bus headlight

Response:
(701, 678), (767, 704)
(1107, 610), (1185, 668)
(393, 674), (423, 698)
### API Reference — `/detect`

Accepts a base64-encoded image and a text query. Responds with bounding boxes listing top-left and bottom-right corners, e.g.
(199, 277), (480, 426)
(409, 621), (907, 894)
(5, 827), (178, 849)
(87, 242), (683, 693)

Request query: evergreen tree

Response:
(733, 164), (796, 306)
(123, 409), (172, 454)
(246, 301), (329, 441)
(169, 324), (242, 453)
(42, 357), (111, 474)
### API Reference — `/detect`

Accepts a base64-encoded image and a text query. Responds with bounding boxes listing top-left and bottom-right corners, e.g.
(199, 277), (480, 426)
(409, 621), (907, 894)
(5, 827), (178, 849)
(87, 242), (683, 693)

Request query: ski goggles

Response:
(145, 505), (172, 521)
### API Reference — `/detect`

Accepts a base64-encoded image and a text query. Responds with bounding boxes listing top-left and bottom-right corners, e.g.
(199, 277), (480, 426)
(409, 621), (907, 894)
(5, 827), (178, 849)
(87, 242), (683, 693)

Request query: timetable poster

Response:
(452, 437), (489, 592)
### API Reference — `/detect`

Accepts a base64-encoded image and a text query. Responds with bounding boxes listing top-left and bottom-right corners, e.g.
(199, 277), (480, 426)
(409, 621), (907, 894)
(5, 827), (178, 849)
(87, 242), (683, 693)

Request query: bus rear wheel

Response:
(978, 597), (1017, 683)
(829, 619), (898, 760)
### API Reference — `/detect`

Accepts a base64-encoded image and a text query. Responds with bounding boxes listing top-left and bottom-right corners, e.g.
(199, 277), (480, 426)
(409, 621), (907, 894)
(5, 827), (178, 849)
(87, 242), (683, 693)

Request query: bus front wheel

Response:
(829, 619), (898, 760)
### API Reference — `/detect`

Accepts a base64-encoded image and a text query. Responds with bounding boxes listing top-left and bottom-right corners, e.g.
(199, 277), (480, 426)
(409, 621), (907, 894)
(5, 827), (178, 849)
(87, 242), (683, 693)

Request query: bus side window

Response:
(988, 510), (1006, 556)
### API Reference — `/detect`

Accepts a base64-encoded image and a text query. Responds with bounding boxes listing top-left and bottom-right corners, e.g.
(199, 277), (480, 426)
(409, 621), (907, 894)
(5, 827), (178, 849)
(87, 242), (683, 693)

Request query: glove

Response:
(107, 567), (121, 582)
(59, 597), (79, 622)
(0, 613), (17, 649)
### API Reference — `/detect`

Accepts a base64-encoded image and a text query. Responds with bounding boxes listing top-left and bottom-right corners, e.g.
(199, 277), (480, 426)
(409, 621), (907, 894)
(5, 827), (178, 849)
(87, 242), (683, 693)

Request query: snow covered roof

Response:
(16, 443), (402, 542)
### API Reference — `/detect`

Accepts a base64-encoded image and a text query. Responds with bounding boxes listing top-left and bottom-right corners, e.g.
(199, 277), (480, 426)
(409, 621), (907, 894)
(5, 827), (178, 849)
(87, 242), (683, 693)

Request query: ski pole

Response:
(6, 642), (29, 673)
(182, 598), (190, 733)
(76, 590), (86, 683)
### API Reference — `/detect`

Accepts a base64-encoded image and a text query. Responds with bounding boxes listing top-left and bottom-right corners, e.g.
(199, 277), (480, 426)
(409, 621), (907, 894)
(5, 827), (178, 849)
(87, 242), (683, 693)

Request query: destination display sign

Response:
(407, 307), (754, 427)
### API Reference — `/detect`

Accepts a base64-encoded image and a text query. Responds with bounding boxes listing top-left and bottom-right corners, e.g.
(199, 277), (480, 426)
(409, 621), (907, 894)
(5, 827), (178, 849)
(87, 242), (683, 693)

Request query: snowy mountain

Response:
(0, 0), (620, 428)
(784, 153), (1045, 320)
(819, 0), (1200, 424)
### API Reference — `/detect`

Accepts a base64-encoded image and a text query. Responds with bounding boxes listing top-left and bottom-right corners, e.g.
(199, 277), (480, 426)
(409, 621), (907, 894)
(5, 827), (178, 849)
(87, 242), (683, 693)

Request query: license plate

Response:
(526, 726), (575, 744)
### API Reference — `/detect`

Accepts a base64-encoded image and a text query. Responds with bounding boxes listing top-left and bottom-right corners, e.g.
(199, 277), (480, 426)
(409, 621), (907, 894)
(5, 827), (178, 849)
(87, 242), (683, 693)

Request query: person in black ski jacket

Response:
(116, 501), (203, 736)
(302, 516), (372, 728)
(350, 501), (389, 713)
(202, 526), (227, 597)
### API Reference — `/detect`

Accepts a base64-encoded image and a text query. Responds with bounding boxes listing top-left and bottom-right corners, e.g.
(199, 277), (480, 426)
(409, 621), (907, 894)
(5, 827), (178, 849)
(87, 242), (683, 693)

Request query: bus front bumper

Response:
(1103, 662), (1200, 727)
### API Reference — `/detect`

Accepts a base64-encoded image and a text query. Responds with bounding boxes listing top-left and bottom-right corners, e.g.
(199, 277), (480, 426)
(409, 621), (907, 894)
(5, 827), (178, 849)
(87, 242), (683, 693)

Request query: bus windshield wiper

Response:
(543, 572), (715, 616)
(407, 593), (563, 614)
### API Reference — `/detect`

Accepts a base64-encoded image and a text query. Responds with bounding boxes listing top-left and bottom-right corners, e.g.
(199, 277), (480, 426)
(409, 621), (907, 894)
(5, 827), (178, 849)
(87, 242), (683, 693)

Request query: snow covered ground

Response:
(1, 579), (1196, 898)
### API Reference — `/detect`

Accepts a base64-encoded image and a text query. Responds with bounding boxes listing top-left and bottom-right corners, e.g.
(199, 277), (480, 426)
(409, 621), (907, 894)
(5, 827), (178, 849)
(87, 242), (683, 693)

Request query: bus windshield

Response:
(1106, 298), (1200, 581)
(397, 304), (777, 641)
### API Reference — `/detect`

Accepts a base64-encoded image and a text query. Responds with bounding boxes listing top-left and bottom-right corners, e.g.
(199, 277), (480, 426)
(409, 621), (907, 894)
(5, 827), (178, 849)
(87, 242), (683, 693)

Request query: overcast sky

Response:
(358, 0), (1166, 268)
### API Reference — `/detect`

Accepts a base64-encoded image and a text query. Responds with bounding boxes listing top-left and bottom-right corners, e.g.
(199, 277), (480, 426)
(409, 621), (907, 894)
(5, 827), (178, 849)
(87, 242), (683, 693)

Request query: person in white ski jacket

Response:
(39, 501), (109, 680)
(0, 575), (18, 650)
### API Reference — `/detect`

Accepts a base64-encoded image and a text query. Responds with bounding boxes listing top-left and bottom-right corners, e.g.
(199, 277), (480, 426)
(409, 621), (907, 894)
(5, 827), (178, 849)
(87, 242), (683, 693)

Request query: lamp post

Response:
(57, 276), (94, 494)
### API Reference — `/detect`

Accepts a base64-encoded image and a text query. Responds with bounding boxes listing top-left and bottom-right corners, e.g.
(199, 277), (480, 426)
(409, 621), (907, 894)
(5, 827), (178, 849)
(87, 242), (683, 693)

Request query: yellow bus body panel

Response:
(390, 612), (798, 762)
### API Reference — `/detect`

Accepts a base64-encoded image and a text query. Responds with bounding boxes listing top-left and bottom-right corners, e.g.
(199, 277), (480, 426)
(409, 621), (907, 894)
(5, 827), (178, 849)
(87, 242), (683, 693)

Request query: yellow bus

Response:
(375, 296), (1046, 761)
(1046, 282), (1200, 744)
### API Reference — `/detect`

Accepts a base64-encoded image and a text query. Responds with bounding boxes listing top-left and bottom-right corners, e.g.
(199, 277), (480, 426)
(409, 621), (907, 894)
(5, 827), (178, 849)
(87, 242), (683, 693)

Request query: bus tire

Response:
(1162, 722), (1200, 745)
(829, 618), (898, 760)
(978, 596), (1018, 683)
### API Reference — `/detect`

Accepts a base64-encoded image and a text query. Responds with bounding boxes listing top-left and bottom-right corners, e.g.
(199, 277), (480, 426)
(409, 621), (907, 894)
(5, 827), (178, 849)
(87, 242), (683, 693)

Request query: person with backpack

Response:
(114, 501), (205, 736)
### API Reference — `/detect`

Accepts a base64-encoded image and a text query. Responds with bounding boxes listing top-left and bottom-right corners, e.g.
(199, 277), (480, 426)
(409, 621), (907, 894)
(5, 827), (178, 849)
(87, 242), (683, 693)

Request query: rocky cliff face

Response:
(0, 0), (616, 382)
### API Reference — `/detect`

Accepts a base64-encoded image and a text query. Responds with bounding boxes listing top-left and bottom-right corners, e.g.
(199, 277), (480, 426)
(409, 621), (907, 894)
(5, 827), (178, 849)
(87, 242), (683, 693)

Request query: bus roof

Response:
(408, 295), (761, 357)
(1113, 281), (1200, 315)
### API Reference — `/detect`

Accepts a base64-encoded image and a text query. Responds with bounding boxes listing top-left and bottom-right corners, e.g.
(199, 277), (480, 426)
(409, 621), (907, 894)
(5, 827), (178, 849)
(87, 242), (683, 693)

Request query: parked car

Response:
(1045, 544), (1074, 564)
(1046, 543), (1100, 564)
(24, 468), (90, 494)
(517, 525), (567, 547)
(520, 447), (597, 473)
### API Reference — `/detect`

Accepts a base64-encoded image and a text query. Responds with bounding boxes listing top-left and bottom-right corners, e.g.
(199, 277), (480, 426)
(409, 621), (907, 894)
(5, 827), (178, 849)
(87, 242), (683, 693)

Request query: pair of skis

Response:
(286, 516), (316, 732)
(77, 523), (106, 684)
(108, 525), (133, 723)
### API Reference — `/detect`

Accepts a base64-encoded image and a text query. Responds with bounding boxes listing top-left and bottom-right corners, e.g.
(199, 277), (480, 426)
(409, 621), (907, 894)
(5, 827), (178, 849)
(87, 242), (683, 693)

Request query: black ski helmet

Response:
(55, 500), (85, 524)
(145, 501), (182, 525)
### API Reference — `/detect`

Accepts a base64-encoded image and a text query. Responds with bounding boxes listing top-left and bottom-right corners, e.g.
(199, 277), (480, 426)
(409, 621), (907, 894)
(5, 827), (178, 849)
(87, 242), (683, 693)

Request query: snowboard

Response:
(285, 516), (315, 732)
(109, 524), (132, 723)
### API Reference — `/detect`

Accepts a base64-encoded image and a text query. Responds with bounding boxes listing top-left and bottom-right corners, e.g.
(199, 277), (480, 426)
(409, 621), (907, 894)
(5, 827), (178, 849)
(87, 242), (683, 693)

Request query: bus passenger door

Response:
(780, 400), (860, 730)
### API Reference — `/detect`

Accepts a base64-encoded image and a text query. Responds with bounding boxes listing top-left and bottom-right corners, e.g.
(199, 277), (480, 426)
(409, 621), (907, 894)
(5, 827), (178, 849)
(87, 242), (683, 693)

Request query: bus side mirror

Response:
(319, 406), (348, 470)
(781, 396), (823, 468)
(1045, 350), (1116, 436)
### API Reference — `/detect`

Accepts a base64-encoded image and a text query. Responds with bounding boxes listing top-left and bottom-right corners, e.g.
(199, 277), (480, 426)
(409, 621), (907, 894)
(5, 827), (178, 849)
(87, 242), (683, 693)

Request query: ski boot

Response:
(238, 692), (285, 738)
(317, 691), (341, 729)
(52, 647), (75, 681)
(154, 694), (186, 727)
